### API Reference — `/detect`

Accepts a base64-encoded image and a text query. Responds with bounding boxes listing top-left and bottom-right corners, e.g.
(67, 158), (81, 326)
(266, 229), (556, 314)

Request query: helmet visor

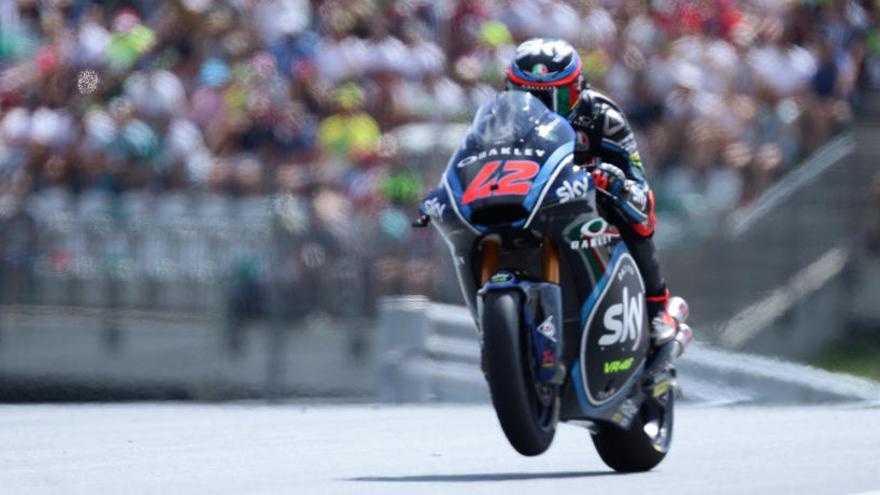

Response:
(507, 82), (575, 118)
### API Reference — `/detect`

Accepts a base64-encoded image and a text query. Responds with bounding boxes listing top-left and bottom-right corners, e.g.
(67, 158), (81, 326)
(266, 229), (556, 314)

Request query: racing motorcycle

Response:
(414, 91), (692, 472)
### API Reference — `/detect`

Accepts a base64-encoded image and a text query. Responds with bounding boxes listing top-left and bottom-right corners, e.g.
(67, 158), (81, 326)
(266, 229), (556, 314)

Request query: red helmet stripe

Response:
(506, 59), (582, 88)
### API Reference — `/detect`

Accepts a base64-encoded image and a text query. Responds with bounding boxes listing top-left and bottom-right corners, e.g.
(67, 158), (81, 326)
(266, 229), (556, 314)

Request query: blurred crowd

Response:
(1, 0), (879, 306)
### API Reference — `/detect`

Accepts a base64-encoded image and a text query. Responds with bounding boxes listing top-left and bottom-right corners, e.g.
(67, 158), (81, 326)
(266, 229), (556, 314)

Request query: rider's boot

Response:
(647, 287), (693, 358)
(643, 287), (692, 397)
(647, 288), (677, 349)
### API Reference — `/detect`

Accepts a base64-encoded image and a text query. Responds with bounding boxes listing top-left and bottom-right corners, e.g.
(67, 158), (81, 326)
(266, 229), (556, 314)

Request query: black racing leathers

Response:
(568, 87), (667, 304)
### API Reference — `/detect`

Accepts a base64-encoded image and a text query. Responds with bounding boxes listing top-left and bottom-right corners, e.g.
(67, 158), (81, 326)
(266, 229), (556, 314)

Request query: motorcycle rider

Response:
(505, 38), (679, 348)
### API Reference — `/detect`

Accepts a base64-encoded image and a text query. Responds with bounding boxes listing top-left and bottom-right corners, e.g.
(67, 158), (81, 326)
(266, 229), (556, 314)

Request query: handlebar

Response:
(412, 214), (431, 228)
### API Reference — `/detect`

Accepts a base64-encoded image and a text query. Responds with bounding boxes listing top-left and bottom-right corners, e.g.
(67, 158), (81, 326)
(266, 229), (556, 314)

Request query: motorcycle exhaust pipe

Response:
(667, 296), (693, 360)
(670, 324), (694, 360)
(668, 296), (688, 326)
(644, 297), (693, 378)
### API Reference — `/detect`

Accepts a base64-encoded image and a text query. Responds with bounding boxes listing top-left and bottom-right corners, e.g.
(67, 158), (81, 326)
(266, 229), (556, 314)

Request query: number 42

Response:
(461, 160), (540, 205)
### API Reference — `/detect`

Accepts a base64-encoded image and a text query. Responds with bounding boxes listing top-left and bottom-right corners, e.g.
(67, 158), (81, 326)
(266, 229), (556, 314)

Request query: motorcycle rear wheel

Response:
(591, 386), (674, 472)
(482, 291), (557, 456)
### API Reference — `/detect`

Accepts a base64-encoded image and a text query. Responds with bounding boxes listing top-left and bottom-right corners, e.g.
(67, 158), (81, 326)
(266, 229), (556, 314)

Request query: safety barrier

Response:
(377, 297), (880, 405)
(377, 297), (486, 403)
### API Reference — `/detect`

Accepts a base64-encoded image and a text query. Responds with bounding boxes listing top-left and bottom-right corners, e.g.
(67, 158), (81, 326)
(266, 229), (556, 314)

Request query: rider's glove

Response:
(591, 162), (626, 197)
(592, 163), (651, 226)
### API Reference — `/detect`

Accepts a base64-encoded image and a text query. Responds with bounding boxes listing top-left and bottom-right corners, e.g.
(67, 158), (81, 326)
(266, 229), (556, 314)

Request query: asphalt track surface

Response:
(2, 402), (880, 495)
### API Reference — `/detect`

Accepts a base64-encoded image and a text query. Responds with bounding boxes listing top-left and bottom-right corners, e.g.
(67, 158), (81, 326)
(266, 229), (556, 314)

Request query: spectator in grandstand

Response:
(318, 83), (381, 170)
(1, 0), (878, 311)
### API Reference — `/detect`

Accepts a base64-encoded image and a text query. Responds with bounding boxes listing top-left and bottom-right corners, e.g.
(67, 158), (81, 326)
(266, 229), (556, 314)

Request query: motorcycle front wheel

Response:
(482, 291), (557, 456)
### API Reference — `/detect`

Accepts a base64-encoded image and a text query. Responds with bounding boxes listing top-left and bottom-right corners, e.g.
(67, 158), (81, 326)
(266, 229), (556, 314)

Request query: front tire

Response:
(482, 291), (556, 456)
(591, 386), (674, 472)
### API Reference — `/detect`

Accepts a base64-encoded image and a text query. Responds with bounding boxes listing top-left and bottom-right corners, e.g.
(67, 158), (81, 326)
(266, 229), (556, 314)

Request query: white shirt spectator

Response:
(499, 0), (579, 41)
(646, 50), (683, 101)
(1, 107), (30, 144)
(77, 20), (110, 67)
(124, 70), (187, 119)
(540, 0), (579, 41)
(622, 14), (658, 53)
(83, 109), (117, 150)
(253, 0), (311, 45)
(401, 39), (446, 80)
(702, 39), (739, 95)
(315, 35), (369, 83)
(30, 107), (73, 148)
(748, 43), (817, 97)
(604, 60), (635, 107)
(166, 119), (206, 160)
(366, 34), (409, 75)
(397, 76), (467, 121)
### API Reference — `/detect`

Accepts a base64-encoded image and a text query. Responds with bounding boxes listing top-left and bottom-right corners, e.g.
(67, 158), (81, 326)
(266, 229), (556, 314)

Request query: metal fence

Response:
(0, 188), (462, 319)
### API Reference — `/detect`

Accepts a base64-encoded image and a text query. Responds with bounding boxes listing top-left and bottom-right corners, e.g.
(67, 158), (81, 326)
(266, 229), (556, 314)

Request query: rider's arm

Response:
(570, 89), (656, 237)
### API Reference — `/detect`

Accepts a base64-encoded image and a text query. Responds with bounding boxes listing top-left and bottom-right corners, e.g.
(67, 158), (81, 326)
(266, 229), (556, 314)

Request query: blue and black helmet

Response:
(506, 38), (584, 117)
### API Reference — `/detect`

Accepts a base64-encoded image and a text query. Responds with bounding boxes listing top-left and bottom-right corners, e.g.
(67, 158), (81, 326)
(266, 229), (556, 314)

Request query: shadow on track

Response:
(348, 471), (615, 482)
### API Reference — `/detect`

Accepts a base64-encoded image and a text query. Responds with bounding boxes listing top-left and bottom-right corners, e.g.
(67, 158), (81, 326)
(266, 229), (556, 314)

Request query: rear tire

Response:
(591, 387), (674, 472)
(482, 291), (556, 456)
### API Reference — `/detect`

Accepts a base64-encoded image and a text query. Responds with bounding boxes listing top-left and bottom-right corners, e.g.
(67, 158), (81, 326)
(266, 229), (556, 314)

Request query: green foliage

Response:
(811, 332), (880, 381)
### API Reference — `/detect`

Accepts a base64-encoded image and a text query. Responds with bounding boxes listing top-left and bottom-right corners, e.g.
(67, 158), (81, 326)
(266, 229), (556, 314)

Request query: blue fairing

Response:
(479, 272), (565, 386)
(444, 91), (576, 230)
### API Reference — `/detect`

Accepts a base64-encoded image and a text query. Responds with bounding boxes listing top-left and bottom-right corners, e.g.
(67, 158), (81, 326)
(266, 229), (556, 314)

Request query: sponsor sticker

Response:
(596, 389), (615, 401)
(556, 176), (590, 203)
(541, 349), (556, 368)
(422, 197), (446, 221)
(616, 262), (636, 282)
(628, 187), (647, 210)
(612, 398), (639, 428)
(602, 109), (625, 135)
(490, 272), (514, 284)
(575, 130), (590, 150)
(456, 147), (546, 168)
(598, 286), (644, 352)
(630, 151), (643, 170)
(603, 357), (635, 375)
(516, 39), (574, 64)
(537, 315), (557, 342)
(568, 218), (620, 250)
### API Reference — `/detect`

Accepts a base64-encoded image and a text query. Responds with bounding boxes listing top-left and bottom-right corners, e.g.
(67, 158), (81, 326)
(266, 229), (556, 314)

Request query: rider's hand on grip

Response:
(412, 214), (431, 228)
(591, 163), (627, 199)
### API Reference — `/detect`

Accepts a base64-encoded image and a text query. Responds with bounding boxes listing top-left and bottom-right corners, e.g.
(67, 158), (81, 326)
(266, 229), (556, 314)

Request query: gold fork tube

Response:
(542, 237), (560, 284)
(480, 238), (500, 285)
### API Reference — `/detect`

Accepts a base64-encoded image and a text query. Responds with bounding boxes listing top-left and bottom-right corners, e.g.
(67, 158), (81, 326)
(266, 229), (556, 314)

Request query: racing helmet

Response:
(505, 38), (583, 118)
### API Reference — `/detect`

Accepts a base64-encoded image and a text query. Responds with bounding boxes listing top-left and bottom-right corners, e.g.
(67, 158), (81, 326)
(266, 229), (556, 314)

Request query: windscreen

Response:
(445, 91), (575, 227)
(469, 91), (550, 147)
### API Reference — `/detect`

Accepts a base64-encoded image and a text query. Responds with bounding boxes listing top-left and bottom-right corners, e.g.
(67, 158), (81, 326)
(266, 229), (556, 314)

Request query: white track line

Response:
(730, 133), (855, 237)
(717, 246), (849, 349)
